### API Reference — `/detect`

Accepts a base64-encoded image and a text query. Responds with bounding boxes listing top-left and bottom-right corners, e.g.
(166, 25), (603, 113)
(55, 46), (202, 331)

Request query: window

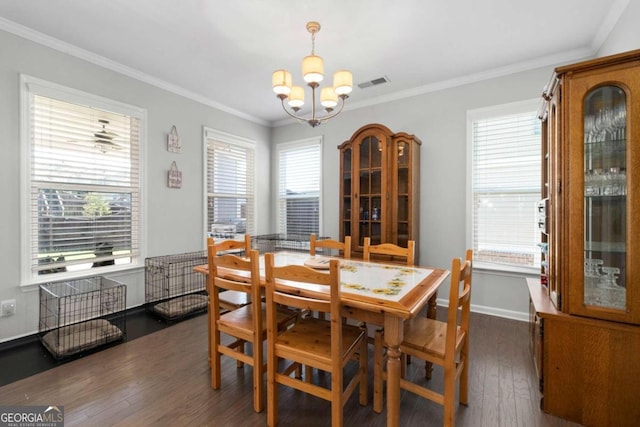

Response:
(21, 76), (144, 284)
(276, 137), (322, 236)
(468, 100), (541, 271)
(205, 128), (255, 238)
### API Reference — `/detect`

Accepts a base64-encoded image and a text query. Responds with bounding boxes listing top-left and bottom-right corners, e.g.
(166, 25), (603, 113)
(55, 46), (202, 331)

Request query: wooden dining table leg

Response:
(384, 315), (405, 427)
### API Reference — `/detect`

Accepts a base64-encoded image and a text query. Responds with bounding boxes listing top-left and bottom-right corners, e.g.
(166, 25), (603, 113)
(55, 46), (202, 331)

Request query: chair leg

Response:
(236, 340), (245, 368)
(401, 353), (407, 378)
(459, 349), (469, 405)
(211, 330), (221, 389)
(443, 366), (456, 427)
(207, 303), (212, 367)
(253, 340), (264, 412)
(304, 365), (313, 382)
(359, 330), (368, 406)
(331, 365), (343, 427)
(267, 356), (278, 427)
(373, 328), (384, 413)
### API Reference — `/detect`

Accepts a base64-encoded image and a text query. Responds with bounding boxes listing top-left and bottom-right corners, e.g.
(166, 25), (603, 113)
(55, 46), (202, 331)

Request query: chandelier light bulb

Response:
(272, 70), (292, 95)
(333, 70), (353, 95)
(302, 55), (324, 83)
(320, 87), (338, 109)
(288, 86), (305, 108)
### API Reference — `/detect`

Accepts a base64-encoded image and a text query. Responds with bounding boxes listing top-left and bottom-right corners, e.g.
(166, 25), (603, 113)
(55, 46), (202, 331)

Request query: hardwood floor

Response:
(0, 311), (582, 426)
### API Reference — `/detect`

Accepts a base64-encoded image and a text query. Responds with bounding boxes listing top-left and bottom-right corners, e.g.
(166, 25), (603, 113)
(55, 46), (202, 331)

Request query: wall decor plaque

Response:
(167, 125), (181, 153)
(167, 161), (182, 188)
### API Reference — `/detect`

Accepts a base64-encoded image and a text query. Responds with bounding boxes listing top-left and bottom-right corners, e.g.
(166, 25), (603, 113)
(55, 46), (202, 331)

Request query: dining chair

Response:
(309, 234), (352, 321)
(373, 249), (473, 426)
(365, 237), (415, 360)
(310, 234), (352, 259)
(207, 235), (252, 312)
(208, 246), (298, 413)
(264, 253), (368, 427)
(363, 237), (415, 266)
(206, 236), (254, 368)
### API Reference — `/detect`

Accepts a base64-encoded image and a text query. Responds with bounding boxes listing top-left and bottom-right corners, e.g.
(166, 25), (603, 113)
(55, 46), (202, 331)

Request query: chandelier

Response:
(272, 22), (352, 127)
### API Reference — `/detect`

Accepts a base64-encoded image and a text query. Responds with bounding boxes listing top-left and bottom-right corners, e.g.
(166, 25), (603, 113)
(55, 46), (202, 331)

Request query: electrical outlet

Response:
(0, 299), (16, 317)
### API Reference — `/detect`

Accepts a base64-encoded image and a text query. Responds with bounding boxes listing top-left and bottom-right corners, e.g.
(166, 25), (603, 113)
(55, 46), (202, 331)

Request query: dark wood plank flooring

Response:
(0, 311), (582, 426)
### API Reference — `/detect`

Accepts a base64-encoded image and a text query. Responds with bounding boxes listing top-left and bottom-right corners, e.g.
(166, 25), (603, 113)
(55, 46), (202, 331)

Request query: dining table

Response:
(194, 251), (450, 427)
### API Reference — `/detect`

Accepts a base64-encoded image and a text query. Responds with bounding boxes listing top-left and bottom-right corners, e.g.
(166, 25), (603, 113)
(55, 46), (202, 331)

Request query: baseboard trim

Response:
(436, 298), (529, 322)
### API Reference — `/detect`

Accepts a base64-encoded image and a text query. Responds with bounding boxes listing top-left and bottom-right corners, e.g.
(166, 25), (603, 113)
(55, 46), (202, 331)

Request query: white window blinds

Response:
(206, 136), (255, 237)
(25, 82), (142, 280)
(277, 139), (321, 236)
(471, 105), (541, 269)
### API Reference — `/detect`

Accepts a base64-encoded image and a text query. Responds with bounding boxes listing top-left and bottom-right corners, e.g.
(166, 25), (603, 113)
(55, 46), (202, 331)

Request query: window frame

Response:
(466, 98), (541, 274)
(20, 74), (146, 287)
(275, 136), (323, 236)
(203, 127), (257, 241)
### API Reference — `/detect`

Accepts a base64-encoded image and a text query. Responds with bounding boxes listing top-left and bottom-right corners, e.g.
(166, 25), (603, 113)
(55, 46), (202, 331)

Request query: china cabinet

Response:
(529, 49), (640, 426)
(338, 124), (420, 260)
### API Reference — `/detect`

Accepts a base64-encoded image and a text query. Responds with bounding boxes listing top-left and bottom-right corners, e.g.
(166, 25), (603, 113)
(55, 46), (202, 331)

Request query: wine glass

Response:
(611, 105), (627, 140)
(600, 266), (620, 288)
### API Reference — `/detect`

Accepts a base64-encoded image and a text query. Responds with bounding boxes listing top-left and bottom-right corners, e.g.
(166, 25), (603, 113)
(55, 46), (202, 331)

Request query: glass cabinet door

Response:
(358, 136), (383, 246)
(341, 147), (352, 240)
(583, 85), (627, 311)
(395, 139), (410, 247)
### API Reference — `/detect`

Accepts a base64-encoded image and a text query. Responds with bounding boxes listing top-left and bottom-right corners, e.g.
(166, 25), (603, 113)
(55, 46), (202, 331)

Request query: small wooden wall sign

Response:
(167, 161), (182, 188)
(167, 125), (181, 153)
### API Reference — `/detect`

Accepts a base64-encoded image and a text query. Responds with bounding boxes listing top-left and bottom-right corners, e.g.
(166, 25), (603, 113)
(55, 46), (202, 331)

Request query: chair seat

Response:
(219, 289), (250, 311)
(218, 302), (297, 336)
(402, 317), (465, 360)
(275, 316), (365, 369)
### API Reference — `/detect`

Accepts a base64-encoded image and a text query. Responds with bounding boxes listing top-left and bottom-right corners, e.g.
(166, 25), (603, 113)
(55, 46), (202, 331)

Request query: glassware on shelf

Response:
(620, 168), (627, 195)
(584, 169), (601, 196)
(584, 258), (603, 288)
(610, 104), (627, 140)
(585, 168), (626, 197)
(371, 207), (379, 220)
(599, 266), (621, 288)
(603, 168), (618, 196)
(584, 104), (627, 143)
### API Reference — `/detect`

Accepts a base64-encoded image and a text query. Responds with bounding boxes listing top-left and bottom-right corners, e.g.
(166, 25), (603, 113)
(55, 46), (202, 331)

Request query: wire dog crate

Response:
(39, 276), (126, 359)
(145, 251), (209, 321)
(251, 233), (327, 254)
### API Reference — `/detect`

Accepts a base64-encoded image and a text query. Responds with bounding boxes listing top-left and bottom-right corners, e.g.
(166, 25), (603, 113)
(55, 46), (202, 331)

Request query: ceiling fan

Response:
(92, 119), (125, 152)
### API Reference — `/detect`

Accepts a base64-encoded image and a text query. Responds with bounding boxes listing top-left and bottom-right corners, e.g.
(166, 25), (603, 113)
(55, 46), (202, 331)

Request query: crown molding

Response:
(350, 47), (595, 110)
(0, 17), (268, 127)
(590, 0), (631, 51)
(272, 47), (595, 128)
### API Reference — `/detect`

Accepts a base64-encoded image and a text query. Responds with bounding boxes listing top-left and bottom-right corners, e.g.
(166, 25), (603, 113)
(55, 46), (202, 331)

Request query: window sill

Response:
(20, 262), (144, 291)
(473, 261), (540, 277)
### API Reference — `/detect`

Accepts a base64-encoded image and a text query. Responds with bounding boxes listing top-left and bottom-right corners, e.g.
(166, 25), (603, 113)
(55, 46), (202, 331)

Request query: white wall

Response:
(271, 67), (551, 322)
(598, 0), (640, 56)
(0, 29), (271, 342)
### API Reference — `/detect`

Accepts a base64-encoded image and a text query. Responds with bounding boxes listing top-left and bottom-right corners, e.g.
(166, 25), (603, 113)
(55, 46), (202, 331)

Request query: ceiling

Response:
(0, 0), (631, 127)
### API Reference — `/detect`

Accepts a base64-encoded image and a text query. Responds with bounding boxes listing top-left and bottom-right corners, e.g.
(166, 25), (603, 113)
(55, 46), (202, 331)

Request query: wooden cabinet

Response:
(338, 124), (420, 259)
(528, 279), (640, 426)
(530, 49), (640, 426)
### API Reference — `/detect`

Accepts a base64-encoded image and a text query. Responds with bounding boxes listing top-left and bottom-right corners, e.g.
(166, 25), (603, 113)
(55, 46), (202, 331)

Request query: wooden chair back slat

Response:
(363, 237), (415, 266)
(310, 233), (352, 259)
